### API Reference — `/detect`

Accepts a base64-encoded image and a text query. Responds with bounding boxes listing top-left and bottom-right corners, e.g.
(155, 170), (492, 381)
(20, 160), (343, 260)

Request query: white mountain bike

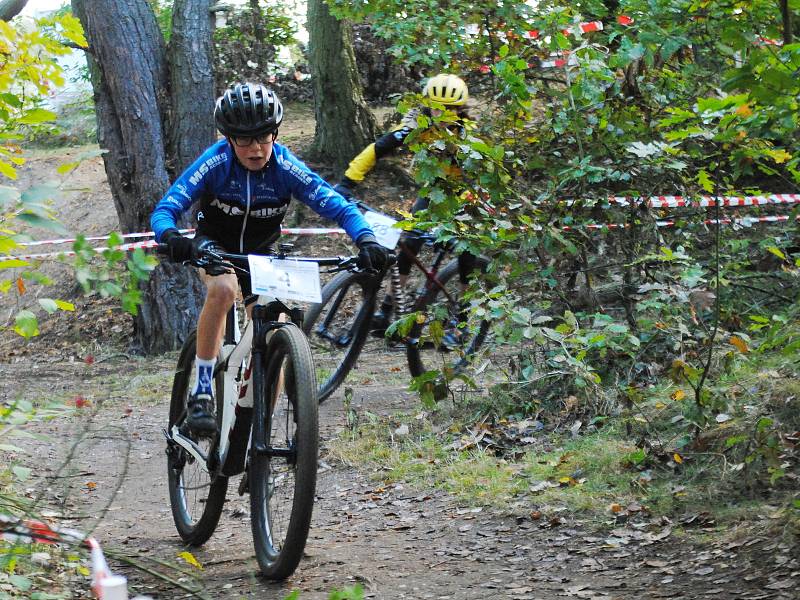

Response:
(159, 244), (361, 580)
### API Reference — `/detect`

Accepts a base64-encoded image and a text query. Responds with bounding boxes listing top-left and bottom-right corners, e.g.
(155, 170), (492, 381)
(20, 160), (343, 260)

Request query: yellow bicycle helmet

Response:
(423, 74), (469, 106)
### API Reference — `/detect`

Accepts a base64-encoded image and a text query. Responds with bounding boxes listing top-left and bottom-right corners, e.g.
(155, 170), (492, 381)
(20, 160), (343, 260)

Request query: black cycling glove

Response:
(161, 230), (221, 264)
(161, 229), (193, 263)
(357, 237), (392, 272)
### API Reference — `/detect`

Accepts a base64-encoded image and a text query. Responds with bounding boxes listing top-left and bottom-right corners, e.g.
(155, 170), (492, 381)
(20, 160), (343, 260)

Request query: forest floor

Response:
(0, 103), (797, 599)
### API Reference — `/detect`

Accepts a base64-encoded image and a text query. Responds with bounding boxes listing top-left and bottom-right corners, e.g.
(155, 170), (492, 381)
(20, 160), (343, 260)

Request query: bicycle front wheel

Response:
(406, 256), (491, 379)
(250, 323), (318, 580)
(166, 330), (228, 545)
(303, 269), (378, 402)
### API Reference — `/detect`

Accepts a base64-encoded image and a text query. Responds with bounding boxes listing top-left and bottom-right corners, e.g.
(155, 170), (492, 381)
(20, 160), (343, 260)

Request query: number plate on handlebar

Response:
(363, 211), (402, 250)
(247, 256), (322, 303)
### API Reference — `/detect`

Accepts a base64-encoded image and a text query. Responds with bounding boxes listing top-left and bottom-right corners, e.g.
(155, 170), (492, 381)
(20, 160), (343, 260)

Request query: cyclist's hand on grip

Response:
(161, 229), (193, 263)
(191, 236), (221, 260)
(357, 237), (392, 272)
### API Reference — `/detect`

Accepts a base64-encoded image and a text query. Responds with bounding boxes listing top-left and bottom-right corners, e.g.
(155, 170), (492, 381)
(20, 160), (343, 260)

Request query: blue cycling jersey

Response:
(150, 139), (373, 251)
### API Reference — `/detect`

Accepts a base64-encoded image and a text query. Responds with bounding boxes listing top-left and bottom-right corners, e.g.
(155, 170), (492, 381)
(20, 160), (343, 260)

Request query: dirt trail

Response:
(2, 356), (795, 600)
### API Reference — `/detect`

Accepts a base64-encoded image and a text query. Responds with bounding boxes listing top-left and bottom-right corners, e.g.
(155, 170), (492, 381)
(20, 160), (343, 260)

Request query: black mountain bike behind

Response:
(303, 199), (490, 402)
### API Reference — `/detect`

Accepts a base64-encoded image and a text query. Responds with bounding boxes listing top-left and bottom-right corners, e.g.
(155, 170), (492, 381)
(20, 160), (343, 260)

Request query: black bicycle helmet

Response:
(214, 82), (284, 137)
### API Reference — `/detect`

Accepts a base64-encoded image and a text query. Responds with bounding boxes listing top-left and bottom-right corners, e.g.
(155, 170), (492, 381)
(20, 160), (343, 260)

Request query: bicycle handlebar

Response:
(156, 243), (370, 276)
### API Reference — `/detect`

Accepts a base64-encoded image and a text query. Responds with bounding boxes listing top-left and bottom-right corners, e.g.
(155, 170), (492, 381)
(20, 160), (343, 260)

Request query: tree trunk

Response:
(135, 262), (206, 353)
(780, 0), (793, 45)
(306, 0), (377, 174)
(72, 0), (206, 354)
(72, 0), (170, 232)
(0, 0), (27, 21)
(168, 0), (216, 176)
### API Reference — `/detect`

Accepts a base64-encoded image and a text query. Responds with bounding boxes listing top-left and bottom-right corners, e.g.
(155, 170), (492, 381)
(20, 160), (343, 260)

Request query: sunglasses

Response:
(231, 132), (276, 147)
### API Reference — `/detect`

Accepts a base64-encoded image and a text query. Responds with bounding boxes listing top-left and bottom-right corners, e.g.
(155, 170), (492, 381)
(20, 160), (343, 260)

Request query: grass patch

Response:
(330, 399), (800, 532)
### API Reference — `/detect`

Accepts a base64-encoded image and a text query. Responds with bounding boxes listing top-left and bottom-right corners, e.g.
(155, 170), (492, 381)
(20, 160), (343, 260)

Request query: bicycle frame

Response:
(395, 239), (459, 313)
(165, 249), (353, 476)
(354, 198), (459, 310)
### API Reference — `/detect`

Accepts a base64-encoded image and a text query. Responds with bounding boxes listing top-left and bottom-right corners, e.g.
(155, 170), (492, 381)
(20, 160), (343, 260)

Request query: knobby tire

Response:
(166, 330), (228, 545)
(250, 323), (319, 580)
(303, 270), (378, 403)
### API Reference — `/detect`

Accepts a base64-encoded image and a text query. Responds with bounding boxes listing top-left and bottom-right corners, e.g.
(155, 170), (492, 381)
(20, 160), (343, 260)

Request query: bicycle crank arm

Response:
(167, 426), (210, 474)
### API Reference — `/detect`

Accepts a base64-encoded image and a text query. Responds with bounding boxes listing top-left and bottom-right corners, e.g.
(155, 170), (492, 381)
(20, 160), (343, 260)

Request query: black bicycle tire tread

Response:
(303, 270), (377, 403)
(250, 324), (319, 580)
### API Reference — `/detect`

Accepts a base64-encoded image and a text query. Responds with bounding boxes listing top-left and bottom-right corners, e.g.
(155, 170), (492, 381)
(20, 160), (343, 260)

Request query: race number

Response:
(248, 256), (322, 303)
(363, 211), (402, 249)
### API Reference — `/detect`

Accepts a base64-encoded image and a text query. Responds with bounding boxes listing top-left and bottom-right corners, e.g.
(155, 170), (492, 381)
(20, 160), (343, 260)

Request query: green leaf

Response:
(13, 310), (39, 338)
(0, 185), (20, 204)
(9, 574), (32, 592)
(766, 246), (786, 260)
(15, 212), (69, 234)
(697, 169), (714, 192)
(21, 183), (58, 203)
(18, 108), (57, 124)
(55, 299), (75, 311)
(0, 259), (29, 269)
(56, 161), (79, 174)
(11, 465), (31, 481)
(38, 298), (57, 313)
(725, 434), (748, 448)
(0, 158), (18, 180)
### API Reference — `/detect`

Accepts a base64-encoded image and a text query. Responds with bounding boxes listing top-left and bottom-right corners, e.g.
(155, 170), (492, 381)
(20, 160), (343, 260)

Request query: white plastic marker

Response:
(0, 515), (152, 599)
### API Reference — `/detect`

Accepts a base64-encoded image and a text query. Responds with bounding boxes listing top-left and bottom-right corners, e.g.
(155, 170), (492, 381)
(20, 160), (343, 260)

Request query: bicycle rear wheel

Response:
(303, 269), (378, 402)
(250, 323), (318, 580)
(166, 330), (228, 545)
(406, 256), (491, 378)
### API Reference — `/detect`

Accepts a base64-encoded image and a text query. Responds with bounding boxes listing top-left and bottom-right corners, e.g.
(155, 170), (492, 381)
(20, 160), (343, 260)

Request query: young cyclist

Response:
(334, 74), (477, 337)
(151, 82), (391, 434)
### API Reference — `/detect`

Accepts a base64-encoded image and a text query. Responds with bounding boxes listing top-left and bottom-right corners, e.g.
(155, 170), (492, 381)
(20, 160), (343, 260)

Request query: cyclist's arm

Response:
(343, 110), (419, 184)
(276, 147), (375, 244)
(150, 140), (229, 242)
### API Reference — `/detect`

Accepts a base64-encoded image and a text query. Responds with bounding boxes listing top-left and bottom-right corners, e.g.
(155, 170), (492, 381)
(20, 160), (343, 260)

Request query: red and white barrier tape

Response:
(580, 193), (800, 209)
(2, 214), (793, 263)
(3, 194), (797, 262)
(3, 229), (348, 262)
(524, 20), (604, 40)
(15, 227), (347, 249)
(12, 193), (800, 252)
(561, 214), (794, 231)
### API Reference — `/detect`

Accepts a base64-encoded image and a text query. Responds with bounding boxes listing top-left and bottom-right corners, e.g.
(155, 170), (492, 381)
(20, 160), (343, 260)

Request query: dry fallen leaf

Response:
(729, 335), (749, 353)
(177, 551), (203, 570)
